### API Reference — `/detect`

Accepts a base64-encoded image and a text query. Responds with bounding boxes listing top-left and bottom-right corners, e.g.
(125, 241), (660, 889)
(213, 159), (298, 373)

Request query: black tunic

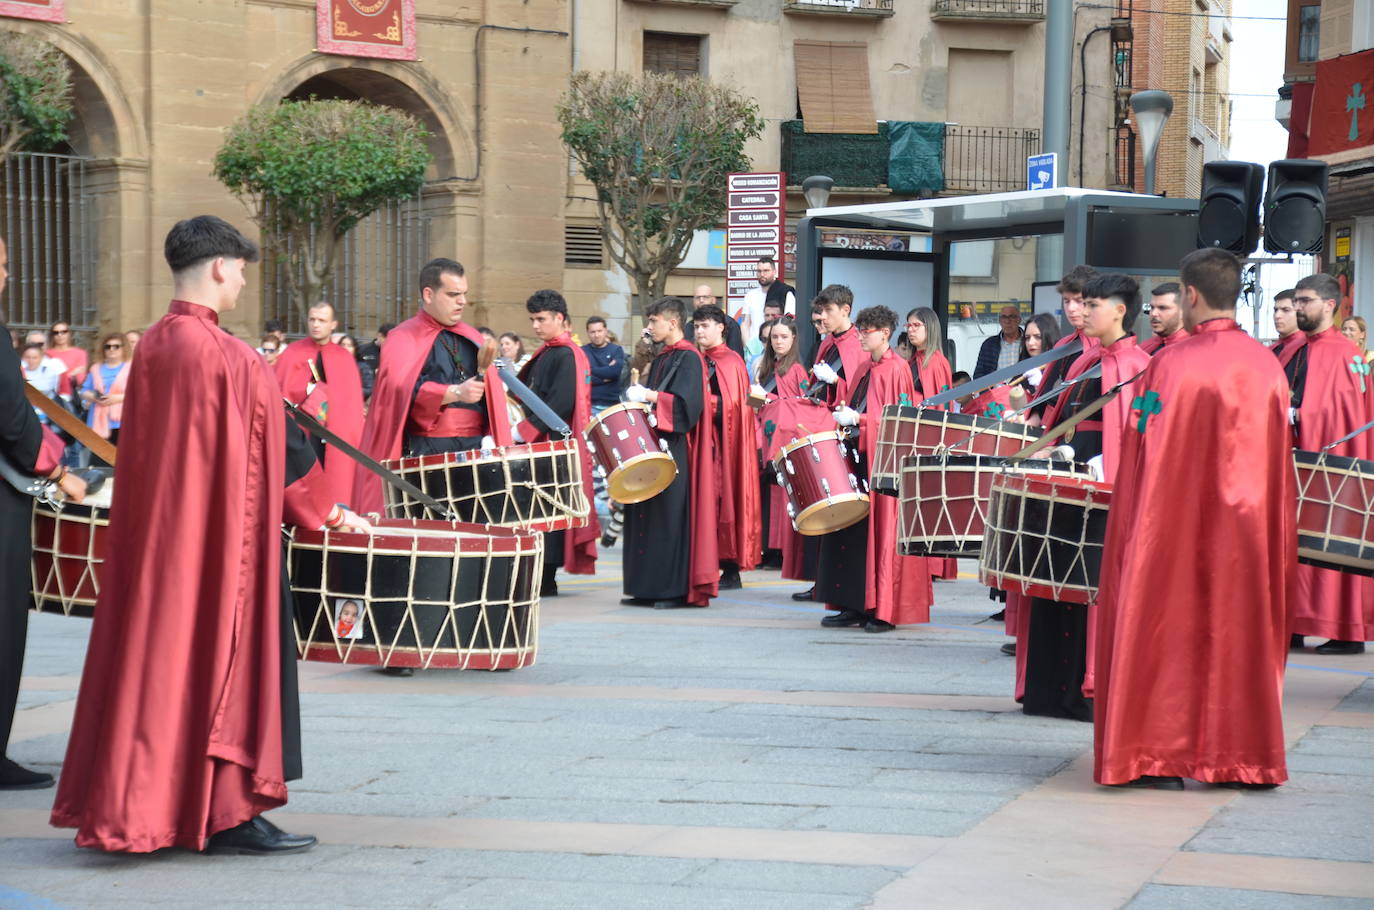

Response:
(815, 372), (870, 612)
(279, 414), (320, 781)
(405, 331), (484, 456)
(518, 346), (577, 568)
(0, 322), (45, 757)
(623, 348), (704, 600)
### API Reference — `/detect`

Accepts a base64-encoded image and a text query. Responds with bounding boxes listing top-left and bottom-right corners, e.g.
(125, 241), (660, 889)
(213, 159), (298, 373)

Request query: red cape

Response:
(274, 337), (364, 506)
(1271, 331), (1307, 369)
(1043, 334), (1150, 481)
(704, 344), (761, 569)
(1292, 326), (1374, 641)
(758, 363), (815, 581)
(814, 327), (864, 406)
(852, 348), (933, 625)
(517, 332), (598, 574)
(51, 301), (331, 852)
(654, 339), (719, 606)
(1094, 319), (1294, 785)
(1139, 327), (1189, 355)
(911, 350), (957, 579)
(351, 309), (511, 515)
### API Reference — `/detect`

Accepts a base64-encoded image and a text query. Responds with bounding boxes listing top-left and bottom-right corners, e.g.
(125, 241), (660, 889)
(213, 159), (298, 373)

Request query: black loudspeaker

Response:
(1198, 161), (1265, 254)
(1263, 159), (1329, 254)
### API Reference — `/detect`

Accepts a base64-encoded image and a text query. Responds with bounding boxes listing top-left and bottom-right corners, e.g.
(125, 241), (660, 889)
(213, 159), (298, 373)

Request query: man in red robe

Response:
(1139, 282), (1189, 355)
(51, 216), (369, 854)
(821, 304), (933, 632)
(792, 285), (864, 602)
(351, 258), (510, 516)
(1095, 248), (1294, 789)
(621, 296), (718, 608)
(2, 234), (87, 791)
(514, 289), (597, 595)
(1024, 273), (1150, 720)
(274, 301), (364, 505)
(1027, 265), (1100, 424)
(1287, 272), (1374, 655)
(695, 303), (761, 589)
(1270, 288), (1306, 368)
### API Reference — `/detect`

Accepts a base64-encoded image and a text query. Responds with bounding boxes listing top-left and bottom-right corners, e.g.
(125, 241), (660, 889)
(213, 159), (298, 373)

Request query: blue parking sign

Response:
(1027, 153), (1057, 191)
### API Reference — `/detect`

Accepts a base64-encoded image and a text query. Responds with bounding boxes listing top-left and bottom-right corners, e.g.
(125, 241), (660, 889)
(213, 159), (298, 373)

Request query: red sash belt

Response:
(410, 406), (485, 438)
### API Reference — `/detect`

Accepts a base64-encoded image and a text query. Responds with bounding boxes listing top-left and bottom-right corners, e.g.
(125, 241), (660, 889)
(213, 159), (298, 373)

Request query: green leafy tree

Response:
(0, 31), (73, 161)
(213, 99), (431, 320)
(559, 71), (764, 317)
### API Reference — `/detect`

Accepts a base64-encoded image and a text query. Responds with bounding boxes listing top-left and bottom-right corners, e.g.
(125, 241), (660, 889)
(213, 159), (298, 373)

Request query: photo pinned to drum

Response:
(897, 455), (1092, 558)
(978, 472), (1112, 604)
(290, 519), (543, 670)
(1294, 449), (1374, 576)
(871, 404), (1041, 497)
(31, 480), (116, 617)
(773, 430), (869, 536)
(583, 402), (677, 503)
(383, 439), (589, 532)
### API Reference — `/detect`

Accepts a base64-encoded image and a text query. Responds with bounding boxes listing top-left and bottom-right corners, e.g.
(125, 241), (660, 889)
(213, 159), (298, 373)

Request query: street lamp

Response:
(802, 175), (834, 210)
(1129, 90), (1173, 196)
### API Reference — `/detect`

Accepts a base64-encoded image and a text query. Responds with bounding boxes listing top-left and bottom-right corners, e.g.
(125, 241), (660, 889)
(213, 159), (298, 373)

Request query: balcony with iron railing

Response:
(779, 120), (1040, 195)
(784, 0), (895, 19)
(624, 0), (739, 8)
(930, 0), (1045, 24)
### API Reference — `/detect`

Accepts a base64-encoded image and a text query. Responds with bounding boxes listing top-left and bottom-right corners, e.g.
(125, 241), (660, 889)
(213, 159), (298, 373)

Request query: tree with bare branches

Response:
(0, 32), (73, 161)
(213, 99), (431, 321)
(558, 71), (763, 318)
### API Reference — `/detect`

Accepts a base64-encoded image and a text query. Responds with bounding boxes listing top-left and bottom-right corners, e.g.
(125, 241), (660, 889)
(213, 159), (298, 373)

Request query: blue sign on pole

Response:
(1027, 152), (1058, 191)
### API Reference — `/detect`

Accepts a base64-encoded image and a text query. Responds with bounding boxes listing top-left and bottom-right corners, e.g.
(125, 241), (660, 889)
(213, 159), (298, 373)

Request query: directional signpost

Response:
(726, 172), (785, 323)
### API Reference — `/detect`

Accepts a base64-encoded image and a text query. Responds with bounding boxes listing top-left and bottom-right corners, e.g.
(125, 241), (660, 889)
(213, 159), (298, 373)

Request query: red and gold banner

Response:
(316, 0), (416, 61)
(1308, 47), (1374, 165)
(0, 0), (65, 25)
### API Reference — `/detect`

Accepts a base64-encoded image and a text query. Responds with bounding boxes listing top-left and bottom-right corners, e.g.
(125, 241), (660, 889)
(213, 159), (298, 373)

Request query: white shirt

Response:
(737, 284), (796, 357)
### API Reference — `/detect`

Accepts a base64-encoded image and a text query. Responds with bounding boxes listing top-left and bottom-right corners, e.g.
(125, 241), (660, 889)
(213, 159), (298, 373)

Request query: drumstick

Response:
(477, 337), (498, 372)
(630, 368), (640, 387)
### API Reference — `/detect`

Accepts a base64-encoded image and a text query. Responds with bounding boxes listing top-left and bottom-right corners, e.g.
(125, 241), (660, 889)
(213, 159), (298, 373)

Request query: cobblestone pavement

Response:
(3, 550), (1372, 909)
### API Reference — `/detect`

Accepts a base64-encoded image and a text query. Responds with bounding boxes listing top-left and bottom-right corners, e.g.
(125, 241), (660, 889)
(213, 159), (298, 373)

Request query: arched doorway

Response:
(258, 64), (465, 337)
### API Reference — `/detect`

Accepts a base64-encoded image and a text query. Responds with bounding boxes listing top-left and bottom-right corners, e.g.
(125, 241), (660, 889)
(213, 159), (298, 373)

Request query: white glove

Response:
(813, 362), (839, 384)
(625, 384), (649, 403)
(510, 424), (525, 444)
(1087, 454), (1105, 483)
(833, 406), (860, 427)
(480, 435), (497, 450)
(1023, 367), (1043, 387)
(1047, 445), (1077, 462)
(750, 383), (768, 398)
(1289, 407), (1299, 426)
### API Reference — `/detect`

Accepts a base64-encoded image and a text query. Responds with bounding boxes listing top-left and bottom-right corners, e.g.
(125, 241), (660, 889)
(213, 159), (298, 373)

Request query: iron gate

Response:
(1, 153), (95, 336)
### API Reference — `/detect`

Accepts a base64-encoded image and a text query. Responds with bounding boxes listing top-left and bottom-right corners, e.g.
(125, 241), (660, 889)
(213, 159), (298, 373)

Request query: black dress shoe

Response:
(1111, 775), (1184, 791)
(791, 586), (816, 602)
(1000, 642), (1016, 657)
(820, 609), (865, 628)
(620, 596), (654, 606)
(0, 757), (55, 790)
(381, 666), (414, 677)
(652, 599), (693, 609)
(540, 575), (559, 598)
(864, 618), (896, 633)
(205, 815), (317, 856)
(600, 533), (617, 548)
(1217, 781), (1281, 790)
(718, 571), (743, 590)
(1290, 633), (1305, 650)
(1314, 640), (1366, 655)
(990, 609), (1006, 622)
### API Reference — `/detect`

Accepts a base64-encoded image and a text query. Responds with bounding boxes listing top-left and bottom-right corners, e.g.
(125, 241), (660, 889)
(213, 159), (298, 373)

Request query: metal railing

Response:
(261, 193), (430, 339)
(1115, 125), (1137, 191)
(943, 126), (1041, 195)
(932, 0), (1044, 16)
(1, 153), (95, 337)
(786, 0), (894, 12)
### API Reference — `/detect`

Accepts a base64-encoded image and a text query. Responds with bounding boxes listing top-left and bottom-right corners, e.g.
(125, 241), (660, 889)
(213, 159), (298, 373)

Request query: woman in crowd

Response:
(499, 331), (530, 371)
(1018, 313), (1063, 396)
(79, 333), (131, 466)
(1341, 316), (1374, 364)
(754, 317), (811, 579)
(337, 333), (375, 402)
(904, 307), (956, 582)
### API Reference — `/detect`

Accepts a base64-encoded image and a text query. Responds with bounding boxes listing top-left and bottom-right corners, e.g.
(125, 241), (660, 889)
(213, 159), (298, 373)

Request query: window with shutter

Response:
(565, 223), (605, 267)
(643, 32), (704, 78)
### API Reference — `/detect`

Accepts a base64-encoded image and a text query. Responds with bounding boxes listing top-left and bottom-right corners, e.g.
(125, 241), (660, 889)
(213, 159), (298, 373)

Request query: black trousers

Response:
(0, 484), (33, 756)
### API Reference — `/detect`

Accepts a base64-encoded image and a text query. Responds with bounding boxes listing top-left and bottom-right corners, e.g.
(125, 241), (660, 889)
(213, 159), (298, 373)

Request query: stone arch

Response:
(0, 20), (146, 159)
(256, 56), (469, 179)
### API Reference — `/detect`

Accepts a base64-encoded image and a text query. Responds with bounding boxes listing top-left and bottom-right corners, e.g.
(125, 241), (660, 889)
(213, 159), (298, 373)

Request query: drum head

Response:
(794, 495), (869, 536)
(608, 452), (677, 504)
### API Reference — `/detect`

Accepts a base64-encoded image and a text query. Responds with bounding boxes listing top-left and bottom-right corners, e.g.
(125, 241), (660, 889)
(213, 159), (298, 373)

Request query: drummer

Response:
(514, 289), (598, 595)
(1019, 273), (1148, 721)
(352, 257), (512, 516)
(818, 304), (932, 633)
(620, 296), (719, 608)
(694, 303), (760, 590)
(1027, 265), (1100, 423)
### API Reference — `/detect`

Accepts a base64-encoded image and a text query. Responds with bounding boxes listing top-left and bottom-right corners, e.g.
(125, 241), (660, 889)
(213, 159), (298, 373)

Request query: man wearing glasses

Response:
(1286, 274), (1374, 656)
(972, 305), (1024, 378)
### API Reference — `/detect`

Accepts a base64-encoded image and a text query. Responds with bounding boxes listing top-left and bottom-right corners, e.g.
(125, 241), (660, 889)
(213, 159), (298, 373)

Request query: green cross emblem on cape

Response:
(1131, 390), (1162, 434)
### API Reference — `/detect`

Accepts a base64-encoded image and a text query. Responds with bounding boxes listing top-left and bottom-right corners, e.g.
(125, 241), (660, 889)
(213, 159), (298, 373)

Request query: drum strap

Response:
(1321, 415), (1374, 452)
(1285, 344), (1309, 412)
(920, 339), (1083, 409)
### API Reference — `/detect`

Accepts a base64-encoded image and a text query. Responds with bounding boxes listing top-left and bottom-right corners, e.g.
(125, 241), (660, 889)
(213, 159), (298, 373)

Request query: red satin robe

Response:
(51, 301), (334, 852)
(704, 344), (761, 570)
(274, 337), (365, 506)
(1271, 331), (1307, 369)
(813, 326), (864, 406)
(758, 364), (822, 581)
(852, 348), (933, 625)
(1290, 326), (1374, 642)
(1095, 319), (1294, 785)
(1139, 327), (1189, 355)
(911, 349), (958, 580)
(515, 332), (598, 575)
(351, 310), (511, 515)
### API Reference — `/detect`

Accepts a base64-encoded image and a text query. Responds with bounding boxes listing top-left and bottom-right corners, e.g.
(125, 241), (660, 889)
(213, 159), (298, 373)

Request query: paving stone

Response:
(311, 847), (709, 884)
(1126, 884), (1374, 909)
(789, 804), (984, 838)
(429, 878), (863, 910)
(1334, 679), (1374, 713)
(680, 859), (904, 896)
(470, 796), (815, 829)
(677, 780), (1012, 816)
